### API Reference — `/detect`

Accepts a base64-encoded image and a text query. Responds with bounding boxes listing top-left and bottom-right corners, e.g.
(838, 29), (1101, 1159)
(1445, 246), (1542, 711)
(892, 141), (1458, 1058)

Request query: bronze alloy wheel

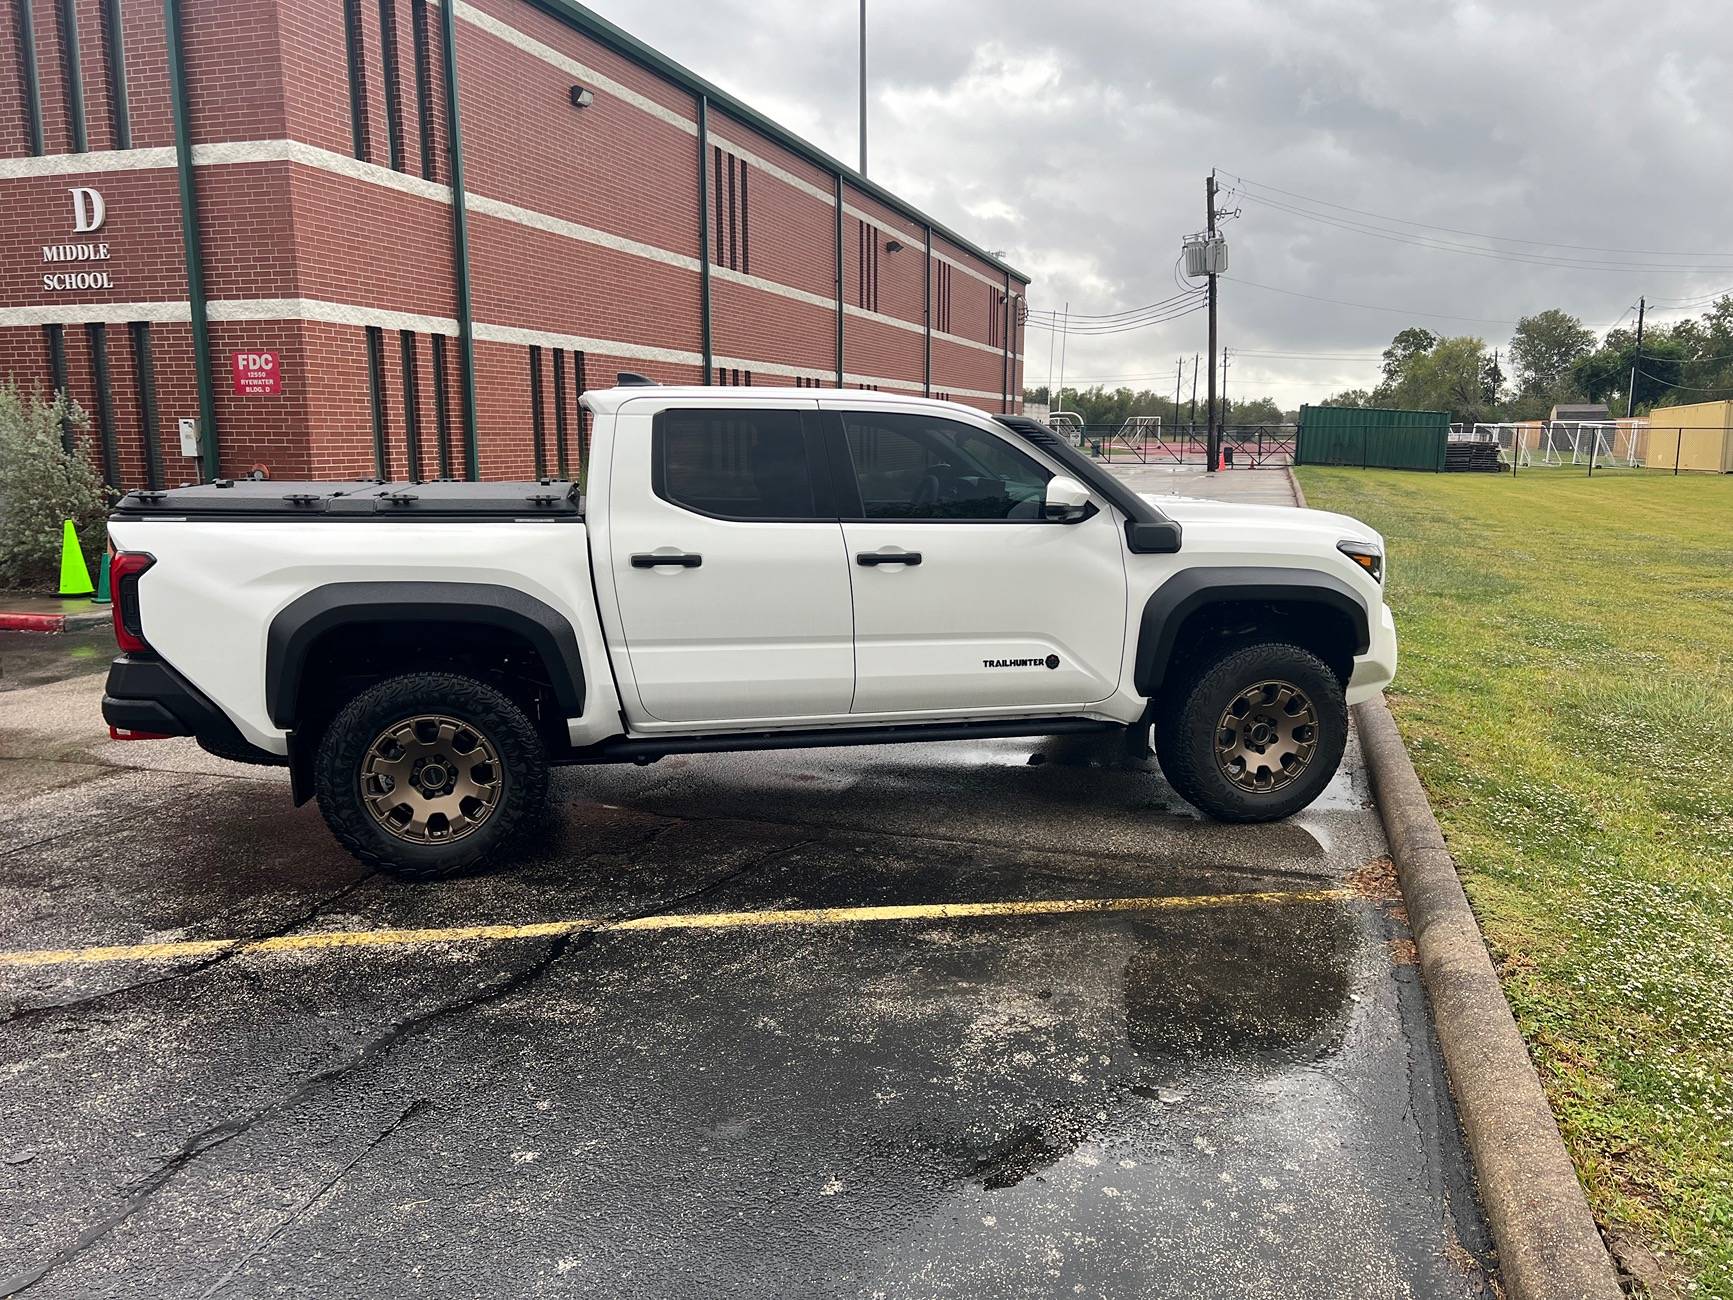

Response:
(1214, 679), (1318, 794)
(360, 714), (503, 844)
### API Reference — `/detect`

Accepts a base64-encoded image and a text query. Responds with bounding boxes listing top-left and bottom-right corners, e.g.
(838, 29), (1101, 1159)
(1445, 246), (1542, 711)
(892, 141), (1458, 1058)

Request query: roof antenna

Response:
(616, 371), (658, 386)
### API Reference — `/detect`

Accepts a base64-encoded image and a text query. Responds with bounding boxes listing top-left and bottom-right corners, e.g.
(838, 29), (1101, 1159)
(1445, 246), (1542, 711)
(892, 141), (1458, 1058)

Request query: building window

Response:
(86, 323), (119, 485)
(572, 349), (590, 493)
(100, 0), (129, 148)
(54, 0), (87, 152)
(377, 0), (404, 171)
(343, 0), (372, 161)
(129, 322), (161, 490)
(410, 0), (435, 180)
(43, 324), (71, 452)
(552, 348), (569, 478)
(429, 333), (452, 477)
(399, 331), (422, 480)
(365, 325), (388, 476)
(528, 345), (546, 478)
(934, 262), (953, 334)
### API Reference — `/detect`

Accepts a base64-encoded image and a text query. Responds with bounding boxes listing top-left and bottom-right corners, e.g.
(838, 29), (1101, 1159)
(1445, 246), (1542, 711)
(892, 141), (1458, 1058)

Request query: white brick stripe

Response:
(711, 266), (834, 311)
(465, 191), (699, 271)
(0, 297), (999, 397)
(0, 300), (192, 325)
(0, 147), (176, 178)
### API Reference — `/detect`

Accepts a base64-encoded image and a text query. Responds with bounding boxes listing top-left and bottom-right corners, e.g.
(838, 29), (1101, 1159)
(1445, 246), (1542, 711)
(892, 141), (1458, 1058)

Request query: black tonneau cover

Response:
(111, 479), (582, 521)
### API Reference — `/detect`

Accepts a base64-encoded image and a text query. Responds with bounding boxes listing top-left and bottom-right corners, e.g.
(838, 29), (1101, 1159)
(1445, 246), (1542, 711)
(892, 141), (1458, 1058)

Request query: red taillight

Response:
(111, 550), (156, 653)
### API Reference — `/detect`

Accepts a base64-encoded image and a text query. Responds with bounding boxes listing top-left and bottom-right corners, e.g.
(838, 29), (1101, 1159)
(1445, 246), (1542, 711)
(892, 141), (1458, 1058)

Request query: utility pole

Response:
(1221, 347), (1231, 431)
(1055, 301), (1070, 418)
(1205, 170), (1219, 472)
(858, 0), (867, 174)
(1626, 296), (1645, 419)
(1188, 351), (1199, 439)
(1174, 357), (1183, 433)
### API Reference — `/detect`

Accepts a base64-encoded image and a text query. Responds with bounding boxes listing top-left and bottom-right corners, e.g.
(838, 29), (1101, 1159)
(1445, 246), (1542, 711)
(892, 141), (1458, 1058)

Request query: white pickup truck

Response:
(101, 383), (1396, 878)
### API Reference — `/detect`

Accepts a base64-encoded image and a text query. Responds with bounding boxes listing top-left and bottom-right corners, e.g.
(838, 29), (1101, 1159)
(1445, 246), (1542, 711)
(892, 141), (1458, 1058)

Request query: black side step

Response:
(558, 717), (1122, 765)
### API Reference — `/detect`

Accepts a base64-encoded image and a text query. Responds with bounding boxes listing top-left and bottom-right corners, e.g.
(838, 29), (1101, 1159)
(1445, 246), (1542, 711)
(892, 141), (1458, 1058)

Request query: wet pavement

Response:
(0, 469), (1492, 1299)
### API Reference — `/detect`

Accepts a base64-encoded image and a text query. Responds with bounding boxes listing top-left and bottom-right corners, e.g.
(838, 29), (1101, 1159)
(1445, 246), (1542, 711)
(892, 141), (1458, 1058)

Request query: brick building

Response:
(0, 0), (1029, 486)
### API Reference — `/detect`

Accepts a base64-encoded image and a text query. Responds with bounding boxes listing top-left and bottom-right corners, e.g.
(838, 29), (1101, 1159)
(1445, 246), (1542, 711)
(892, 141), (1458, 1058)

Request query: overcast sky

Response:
(597, 0), (1733, 409)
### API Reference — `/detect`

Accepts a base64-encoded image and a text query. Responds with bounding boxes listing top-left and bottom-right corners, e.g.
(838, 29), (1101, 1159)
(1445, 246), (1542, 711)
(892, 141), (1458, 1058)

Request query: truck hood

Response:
(1139, 494), (1383, 549)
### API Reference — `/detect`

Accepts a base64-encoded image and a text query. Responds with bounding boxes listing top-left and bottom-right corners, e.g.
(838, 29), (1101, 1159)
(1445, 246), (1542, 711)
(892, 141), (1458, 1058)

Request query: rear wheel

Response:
(314, 671), (548, 878)
(1155, 642), (1346, 822)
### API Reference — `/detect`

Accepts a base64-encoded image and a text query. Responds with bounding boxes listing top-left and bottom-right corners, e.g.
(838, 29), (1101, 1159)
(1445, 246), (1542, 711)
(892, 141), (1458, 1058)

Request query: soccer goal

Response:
(1472, 422), (1533, 468)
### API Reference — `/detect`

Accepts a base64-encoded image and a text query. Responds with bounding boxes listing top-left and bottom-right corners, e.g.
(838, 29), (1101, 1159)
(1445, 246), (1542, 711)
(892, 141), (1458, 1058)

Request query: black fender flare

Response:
(1133, 566), (1370, 696)
(265, 581), (586, 730)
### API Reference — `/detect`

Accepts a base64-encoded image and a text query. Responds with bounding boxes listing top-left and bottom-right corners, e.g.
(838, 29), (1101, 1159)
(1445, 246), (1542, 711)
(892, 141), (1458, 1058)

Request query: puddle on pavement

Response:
(1120, 898), (1355, 1068)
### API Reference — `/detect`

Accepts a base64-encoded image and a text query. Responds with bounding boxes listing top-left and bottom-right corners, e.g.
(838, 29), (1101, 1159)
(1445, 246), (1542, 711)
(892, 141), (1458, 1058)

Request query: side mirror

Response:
(1044, 475), (1091, 522)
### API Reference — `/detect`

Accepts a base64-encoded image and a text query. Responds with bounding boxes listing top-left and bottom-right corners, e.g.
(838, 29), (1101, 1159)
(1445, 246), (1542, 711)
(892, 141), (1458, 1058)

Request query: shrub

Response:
(0, 381), (111, 591)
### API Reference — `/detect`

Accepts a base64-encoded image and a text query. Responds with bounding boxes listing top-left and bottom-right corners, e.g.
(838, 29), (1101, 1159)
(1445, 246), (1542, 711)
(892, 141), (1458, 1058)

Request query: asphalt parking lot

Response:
(0, 475), (1492, 1299)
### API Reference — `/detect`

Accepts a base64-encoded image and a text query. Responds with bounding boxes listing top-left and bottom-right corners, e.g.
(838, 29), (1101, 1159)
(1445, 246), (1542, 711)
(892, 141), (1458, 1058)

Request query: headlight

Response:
(1337, 538), (1383, 583)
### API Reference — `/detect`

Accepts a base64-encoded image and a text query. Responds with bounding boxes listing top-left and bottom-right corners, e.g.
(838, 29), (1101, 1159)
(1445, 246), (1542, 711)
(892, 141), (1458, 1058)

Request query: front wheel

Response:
(1154, 642), (1347, 822)
(314, 671), (549, 879)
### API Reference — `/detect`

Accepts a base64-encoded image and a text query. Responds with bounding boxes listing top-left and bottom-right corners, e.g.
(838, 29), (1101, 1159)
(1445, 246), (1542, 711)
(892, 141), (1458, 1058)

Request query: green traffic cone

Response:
(58, 520), (94, 597)
(93, 550), (112, 604)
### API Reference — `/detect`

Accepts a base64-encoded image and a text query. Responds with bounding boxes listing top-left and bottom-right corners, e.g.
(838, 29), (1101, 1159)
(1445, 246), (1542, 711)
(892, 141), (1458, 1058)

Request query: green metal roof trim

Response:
(521, 0), (1030, 285)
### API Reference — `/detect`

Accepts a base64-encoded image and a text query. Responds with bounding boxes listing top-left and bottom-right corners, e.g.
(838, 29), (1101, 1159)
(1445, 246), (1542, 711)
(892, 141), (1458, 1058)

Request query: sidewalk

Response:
(0, 595), (111, 632)
(1101, 462), (1300, 508)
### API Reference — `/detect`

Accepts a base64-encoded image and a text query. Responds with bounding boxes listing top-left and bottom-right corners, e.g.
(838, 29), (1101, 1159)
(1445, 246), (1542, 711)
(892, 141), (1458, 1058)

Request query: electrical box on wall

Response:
(178, 418), (198, 457)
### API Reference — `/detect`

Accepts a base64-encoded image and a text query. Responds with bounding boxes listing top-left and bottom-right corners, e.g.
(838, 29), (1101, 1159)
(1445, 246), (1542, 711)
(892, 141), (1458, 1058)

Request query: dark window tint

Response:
(842, 413), (1051, 520)
(655, 409), (816, 519)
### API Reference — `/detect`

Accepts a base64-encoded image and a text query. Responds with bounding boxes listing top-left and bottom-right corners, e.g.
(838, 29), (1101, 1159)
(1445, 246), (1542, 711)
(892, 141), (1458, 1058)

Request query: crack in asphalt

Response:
(0, 832), (813, 1298)
(191, 1096), (431, 1300)
(0, 871), (382, 1024)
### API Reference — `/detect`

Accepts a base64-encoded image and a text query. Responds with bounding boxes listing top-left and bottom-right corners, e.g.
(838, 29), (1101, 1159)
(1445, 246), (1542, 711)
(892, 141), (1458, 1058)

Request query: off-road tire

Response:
(1154, 642), (1346, 823)
(314, 671), (548, 879)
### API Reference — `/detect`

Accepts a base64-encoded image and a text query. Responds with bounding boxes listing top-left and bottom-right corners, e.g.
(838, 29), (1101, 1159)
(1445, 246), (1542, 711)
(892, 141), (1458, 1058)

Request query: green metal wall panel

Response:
(1295, 406), (1451, 471)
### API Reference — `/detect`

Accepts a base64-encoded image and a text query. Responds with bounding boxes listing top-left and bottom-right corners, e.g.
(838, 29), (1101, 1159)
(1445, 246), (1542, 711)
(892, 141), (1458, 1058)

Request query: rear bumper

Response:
(102, 654), (284, 763)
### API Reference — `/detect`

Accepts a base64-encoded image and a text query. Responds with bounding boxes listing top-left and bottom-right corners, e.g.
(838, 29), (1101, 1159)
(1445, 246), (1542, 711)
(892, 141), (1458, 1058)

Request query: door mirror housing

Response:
(1043, 475), (1091, 522)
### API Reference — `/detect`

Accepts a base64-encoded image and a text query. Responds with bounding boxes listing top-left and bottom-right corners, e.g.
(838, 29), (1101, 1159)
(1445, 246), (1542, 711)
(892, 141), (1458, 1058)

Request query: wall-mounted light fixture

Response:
(885, 239), (904, 253)
(569, 85), (594, 108)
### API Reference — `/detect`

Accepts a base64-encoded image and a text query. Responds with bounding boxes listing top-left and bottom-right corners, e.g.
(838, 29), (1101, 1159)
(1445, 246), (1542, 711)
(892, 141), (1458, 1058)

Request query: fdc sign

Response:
(231, 350), (282, 396)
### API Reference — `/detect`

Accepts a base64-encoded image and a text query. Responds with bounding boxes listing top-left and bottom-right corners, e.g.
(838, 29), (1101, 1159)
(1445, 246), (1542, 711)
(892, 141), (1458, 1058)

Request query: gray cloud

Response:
(594, 0), (1733, 406)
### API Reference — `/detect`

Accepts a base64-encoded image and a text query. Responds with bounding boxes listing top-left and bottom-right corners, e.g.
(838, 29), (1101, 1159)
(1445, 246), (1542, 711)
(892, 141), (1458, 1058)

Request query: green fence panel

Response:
(1295, 406), (1450, 470)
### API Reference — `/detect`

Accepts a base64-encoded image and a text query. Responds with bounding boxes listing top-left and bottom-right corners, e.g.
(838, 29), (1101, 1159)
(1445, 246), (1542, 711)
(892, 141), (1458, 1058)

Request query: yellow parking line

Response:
(0, 887), (1351, 971)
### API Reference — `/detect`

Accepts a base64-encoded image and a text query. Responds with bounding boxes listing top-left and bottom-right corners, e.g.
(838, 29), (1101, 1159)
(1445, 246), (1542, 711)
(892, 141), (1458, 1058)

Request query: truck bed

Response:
(111, 479), (582, 521)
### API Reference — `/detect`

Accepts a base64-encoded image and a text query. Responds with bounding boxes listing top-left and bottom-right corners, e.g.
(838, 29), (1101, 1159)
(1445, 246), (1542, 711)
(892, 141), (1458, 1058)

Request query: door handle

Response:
(631, 552), (702, 568)
(856, 551), (922, 567)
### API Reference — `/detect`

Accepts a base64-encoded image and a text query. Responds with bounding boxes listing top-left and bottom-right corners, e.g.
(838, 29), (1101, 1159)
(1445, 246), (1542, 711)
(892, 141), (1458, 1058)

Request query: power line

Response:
(1219, 170), (1733, 260)
(1636, 368), (1733, 393)
(1241, 192), (1732, 274)
(1026, 289), (1198, 321)
(1024, 298), (1206, 335)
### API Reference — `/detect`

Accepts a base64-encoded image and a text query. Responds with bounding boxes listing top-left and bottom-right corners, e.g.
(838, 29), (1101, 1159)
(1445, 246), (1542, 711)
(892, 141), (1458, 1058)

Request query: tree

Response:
(1508, 309), (1594, 399)
(1226, 396), (1282, 425)
(1379, 328), (1437, 393)
(1320, 388), (1373, 408)
(1389, 336), (1494, 423)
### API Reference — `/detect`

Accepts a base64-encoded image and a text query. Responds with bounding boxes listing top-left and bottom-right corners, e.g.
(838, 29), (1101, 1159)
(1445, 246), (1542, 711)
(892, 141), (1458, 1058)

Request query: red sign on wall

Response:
(231, 351), (282, 395)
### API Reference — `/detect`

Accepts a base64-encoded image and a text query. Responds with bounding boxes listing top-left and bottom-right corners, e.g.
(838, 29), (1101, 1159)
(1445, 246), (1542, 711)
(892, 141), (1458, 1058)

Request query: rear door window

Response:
(652, 408), (824, 520)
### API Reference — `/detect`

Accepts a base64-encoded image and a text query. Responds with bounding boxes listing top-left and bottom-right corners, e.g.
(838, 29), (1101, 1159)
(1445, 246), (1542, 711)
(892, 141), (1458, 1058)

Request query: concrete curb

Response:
(0, 605), (109, 633)
(1354, 697), (1623, 1300)
(1285, 465), (1309, 508)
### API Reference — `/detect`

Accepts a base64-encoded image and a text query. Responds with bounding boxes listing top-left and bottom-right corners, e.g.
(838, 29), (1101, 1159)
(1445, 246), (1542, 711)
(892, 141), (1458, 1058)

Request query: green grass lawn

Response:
(1296, 467), (1733, 1297)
